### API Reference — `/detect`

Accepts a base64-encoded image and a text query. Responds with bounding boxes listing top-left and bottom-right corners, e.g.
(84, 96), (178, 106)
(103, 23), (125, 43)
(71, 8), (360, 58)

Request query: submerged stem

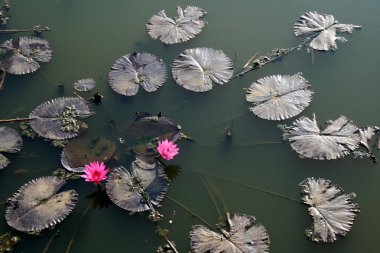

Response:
(65, 203), (91, 253)
(0, 117), (33, 123)
(42, 229), (60, 253)
(166, 196), (216, 230)
(188, 170), (302, 204)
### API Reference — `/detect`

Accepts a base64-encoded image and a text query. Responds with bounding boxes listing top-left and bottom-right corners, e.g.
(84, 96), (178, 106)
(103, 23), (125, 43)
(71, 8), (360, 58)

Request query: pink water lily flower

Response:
(81, 161), (110, 185)
(157, 139), (179, 160)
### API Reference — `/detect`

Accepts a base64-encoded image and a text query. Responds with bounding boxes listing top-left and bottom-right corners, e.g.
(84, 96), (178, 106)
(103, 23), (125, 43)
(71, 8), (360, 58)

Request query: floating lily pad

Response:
(5, 176), (78, 232)
(172, 47), (234, 92)
(146, 6), (207, 44)
(121, 113), (181, 155)
(106, 159), (169, 212)
(294, 11), (362, 51)
(282, 114), (360, 160)
(0, 36), (52, 74)
(300, 177), (360, 243)
(246, 73), (314, 120)
(61, 134), (116, 172)
(74, 78), (95, 91)
(0, 126), (22, 170)
(190, 213), (270, 253)
(29, 97), (93, 140)
(108, 52), (167, 96)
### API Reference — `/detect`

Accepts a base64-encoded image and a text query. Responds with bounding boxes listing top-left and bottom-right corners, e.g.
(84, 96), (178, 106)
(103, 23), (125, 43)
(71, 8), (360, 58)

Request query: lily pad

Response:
(246, 73), (314, 120)
(61, 134), (116, 172)
(73, 78), (95, 91)
(0, 36), (52, 74)
(105, 159), (169, 212)
(146, 6), (207, 44)
(5, 176), (78, 232)
(121, 113), (181, 155)
(108, 52), (167, 96)
(300, 177), (360, 243)
(190, 213), (270, 253)
(29, 97), (93, 140)
(172, 47), (234, 92)
(0, 126), (23, 170)
(294, 11), (362, 51)
(282, 114), (360, 160)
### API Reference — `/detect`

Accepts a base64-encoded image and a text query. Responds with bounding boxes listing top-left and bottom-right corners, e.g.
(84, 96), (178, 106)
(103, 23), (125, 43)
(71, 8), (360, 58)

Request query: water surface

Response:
(1, 0), (380, 252)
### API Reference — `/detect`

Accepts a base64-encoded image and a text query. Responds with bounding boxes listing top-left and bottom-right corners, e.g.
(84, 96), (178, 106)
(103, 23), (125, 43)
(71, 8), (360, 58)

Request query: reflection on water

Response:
(1, 0), (380, 252)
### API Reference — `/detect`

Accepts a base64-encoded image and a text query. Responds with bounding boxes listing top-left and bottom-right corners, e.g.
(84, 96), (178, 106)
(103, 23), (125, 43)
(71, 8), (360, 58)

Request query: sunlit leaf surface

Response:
(282, 114), (360, 160)
(0, 36), (52, 74)
(294, 11), (361, 51)
(147, 6), (207, 44)
(121, 113), (181, 155)
(29, 97), (93, 140)
(0, 126), (22, 170)
(61, 134), (116, 172)
(300, 177), (360, 243)
(172, 47), (234, 92)
(74, 78), (95, 91)
(106, 159), (169, 212)
(5, 176), (78, 232)
(246, 73), (313, 120)
(190, 213), (270, 253)
(108, 52), (167, 96)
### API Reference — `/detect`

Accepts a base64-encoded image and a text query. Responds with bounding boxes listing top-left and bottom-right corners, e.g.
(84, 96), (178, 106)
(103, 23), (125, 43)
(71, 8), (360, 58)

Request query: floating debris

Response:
(29, 97), (93, 140)
(109, 52), (167, 96)
(5, 176), (78, 233)
(61, 134), (116, 172)
(172, 47), (234, 92)
(281, 114), (360, 160)
(0, 0), (10, 25)
(92, 92), (103, 104)
(246, 73), (314, 120)
(0, 126), (22, 170)
(0, 36), (52, 75)
(294, 11), (362, 51)
(0, 232), (20, 253)
(300, 177), (360, 243)
(73, 78), (95, 91)
(121, 112), (181, 156)
(105, 159), (169, 213)
(147, 6), (207, 44)
(190, 213), (270, 253)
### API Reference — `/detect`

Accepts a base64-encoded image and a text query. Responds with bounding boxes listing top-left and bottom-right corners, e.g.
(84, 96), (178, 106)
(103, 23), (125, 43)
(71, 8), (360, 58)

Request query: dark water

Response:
(1, 0), (380, 252)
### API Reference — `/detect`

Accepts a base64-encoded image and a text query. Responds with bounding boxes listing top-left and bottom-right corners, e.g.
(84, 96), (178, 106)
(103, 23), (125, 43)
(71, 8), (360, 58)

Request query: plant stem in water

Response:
(166, 196), (216, 230)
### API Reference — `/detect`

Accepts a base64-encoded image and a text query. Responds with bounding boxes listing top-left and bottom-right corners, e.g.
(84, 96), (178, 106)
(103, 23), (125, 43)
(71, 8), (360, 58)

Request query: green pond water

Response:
(1, 0), (380, 252)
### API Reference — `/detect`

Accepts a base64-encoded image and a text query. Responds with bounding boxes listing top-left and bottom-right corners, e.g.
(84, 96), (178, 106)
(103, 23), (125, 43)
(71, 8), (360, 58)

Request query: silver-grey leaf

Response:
(0, 54), (40, 75)
(0, 36), (52, 74)
(293, 11), (361, 51)
(108, 52), (167, 96)
(190, 213), (270, 253)
(5, 176), (78, 232)
(147, 6), (207, 44)
(246, 73), (313, 120)
(106, 160), (169, 212)
(73, 78), (96, 91)
(0, 153), (10, 170)
(0, 126), (22, 170)
(0, 126), (23, 153)
(300, 177), (360, 243)
(172, 47), (234, 92)
(283, 114), (360, 160)
(29, 97), (93, 140)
